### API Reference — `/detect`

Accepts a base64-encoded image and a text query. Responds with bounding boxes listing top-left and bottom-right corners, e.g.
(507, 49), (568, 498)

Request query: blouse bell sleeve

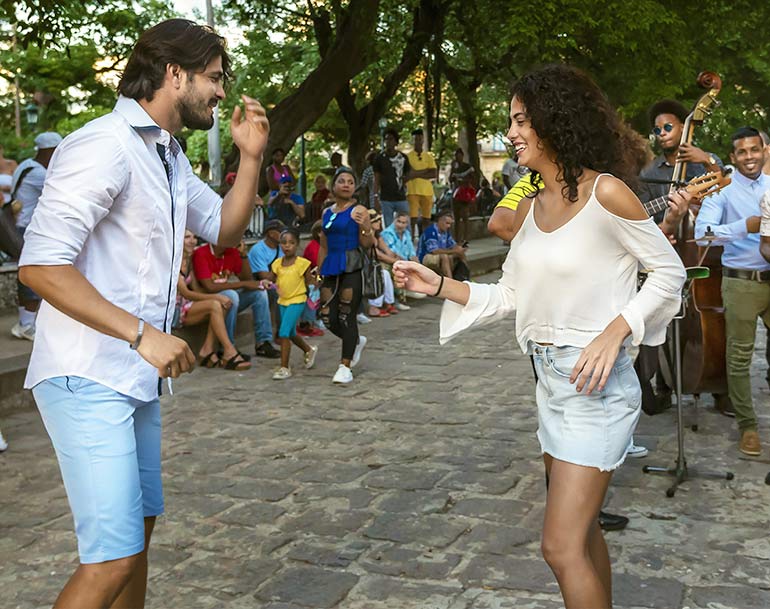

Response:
(439, 248), (517, 344)
(609, 215), (686, 346)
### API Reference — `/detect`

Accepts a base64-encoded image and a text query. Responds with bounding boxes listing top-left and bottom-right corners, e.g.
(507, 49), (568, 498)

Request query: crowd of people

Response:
(2, 16), (770, 609)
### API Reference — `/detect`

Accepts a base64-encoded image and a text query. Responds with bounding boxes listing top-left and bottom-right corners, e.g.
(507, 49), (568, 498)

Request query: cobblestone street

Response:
(2, 280), (770, 609)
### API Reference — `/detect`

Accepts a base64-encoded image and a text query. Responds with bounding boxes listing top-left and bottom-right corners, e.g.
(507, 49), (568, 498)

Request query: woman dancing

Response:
(394, 64), (688, 608)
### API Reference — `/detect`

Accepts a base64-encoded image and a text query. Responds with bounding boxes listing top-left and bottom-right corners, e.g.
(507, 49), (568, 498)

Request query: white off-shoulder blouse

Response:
(440, 174), (686, 352)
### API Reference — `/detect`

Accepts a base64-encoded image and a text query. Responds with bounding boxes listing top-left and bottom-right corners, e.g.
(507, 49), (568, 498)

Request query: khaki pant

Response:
(721, 276), (770, 431)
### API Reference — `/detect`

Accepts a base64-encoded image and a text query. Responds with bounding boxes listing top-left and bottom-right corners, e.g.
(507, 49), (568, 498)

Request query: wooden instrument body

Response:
(665, 71), (729, 397)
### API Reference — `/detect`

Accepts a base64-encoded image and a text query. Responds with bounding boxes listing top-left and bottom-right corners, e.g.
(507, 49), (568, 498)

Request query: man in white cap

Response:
(9, 131), (62, 340)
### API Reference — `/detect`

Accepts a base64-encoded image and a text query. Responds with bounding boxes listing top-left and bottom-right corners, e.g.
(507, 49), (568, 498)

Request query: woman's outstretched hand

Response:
(392, 260), (441, 295)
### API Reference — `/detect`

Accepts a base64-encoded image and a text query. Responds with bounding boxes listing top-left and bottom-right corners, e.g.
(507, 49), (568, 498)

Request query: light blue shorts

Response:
(531, 345), (642, 472)
(33, 376), (163, 564)
(278, 302), (306, 338)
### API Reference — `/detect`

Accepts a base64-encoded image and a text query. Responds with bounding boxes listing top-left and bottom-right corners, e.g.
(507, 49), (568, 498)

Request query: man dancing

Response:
(18, 19), (268, 608)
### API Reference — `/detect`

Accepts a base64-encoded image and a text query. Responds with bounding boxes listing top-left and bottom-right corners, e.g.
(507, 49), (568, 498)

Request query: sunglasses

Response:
(324, 212), (337, 230)
(652, 123), (674, 136)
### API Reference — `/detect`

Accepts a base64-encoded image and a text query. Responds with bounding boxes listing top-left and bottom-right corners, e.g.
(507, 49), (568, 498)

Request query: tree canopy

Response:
(2, 0), (770, 186)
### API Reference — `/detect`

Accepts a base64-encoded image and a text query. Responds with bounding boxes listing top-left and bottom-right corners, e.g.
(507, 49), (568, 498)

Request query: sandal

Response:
(223, 352), (251, 371)
(199, 352), (221, 368)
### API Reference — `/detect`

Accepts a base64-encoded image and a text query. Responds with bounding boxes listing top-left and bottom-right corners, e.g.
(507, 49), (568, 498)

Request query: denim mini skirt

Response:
(531, 344), (642, 471)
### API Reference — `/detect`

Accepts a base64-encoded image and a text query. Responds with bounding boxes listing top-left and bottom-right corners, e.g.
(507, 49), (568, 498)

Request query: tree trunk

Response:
(334, 0), (446, 175)
(244, 0), (380, 193)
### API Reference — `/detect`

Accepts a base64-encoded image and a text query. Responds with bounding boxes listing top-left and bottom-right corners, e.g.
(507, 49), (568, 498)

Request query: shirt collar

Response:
(732, 169), (767, 188)
(655, 155), (672, 168)
(114, 95), (180, 156)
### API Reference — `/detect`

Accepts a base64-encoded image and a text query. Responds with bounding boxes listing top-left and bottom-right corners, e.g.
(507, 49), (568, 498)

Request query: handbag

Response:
(0, 165), (35, 260)
(360, 246), (384, 299)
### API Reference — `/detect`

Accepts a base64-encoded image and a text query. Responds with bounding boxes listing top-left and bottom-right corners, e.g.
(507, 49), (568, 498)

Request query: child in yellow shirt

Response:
(269, 228), (319, 379)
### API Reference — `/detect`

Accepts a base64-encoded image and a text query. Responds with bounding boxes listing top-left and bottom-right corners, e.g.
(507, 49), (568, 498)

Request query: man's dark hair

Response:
(437, 209), (454, 220)
(648, 99), (688, 128)
(731, 126), (762, 150)
(760, 130), (770, 146)
(384, 128), (399, 143)
(411, 128), (424, 136)
(118, 19), (231, 101)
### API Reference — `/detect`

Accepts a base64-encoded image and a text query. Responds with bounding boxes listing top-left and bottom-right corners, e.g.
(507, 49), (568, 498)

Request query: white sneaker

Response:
(332, 364), (353, 384)
(626, 441), (649, 458)
(357, 313), (372, 324)
(395, 302), (410, 311)
(304, 345), (318, 369)
(272, 367), (292, 380)
(0, 429), (7, 452)
(351, 335), (367, 368)
(11, 322), (35, 341)
(405, 290), (427, 300)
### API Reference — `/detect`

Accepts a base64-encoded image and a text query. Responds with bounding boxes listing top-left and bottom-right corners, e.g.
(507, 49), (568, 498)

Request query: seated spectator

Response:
(382, 211), (418, 262)
(175, 230), (250, 370)
(365, 210), (399, 317)
(192, 239), (279, 359)
(268, 176), (305, 227)
(417, 209), (467, 279)
(249, 219), (285, 280)
(380, 210), (423, 306)
(310, 175), (331, 223)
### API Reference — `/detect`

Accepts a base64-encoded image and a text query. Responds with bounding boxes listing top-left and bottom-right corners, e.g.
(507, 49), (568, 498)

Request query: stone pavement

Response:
(2, 274), (770, 609)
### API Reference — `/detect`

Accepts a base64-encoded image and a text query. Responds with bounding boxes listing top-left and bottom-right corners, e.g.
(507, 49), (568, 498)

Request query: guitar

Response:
(641, 169), (732, 217)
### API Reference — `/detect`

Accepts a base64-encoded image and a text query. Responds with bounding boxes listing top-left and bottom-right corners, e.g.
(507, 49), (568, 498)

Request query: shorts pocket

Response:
(613, 363), (642, 409)
(548, 350), (582, 379)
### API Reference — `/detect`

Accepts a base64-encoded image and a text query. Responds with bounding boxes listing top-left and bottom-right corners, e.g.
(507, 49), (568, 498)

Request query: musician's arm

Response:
(760, 193), (770, 263)
(693, 190), (742, 245)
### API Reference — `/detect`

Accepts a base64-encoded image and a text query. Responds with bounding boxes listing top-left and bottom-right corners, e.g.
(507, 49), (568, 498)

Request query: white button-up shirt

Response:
(20, 96), (223, 401)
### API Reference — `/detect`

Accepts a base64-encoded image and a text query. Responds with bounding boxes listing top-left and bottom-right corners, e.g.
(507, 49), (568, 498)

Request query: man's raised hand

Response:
(231, 95), (269, 161)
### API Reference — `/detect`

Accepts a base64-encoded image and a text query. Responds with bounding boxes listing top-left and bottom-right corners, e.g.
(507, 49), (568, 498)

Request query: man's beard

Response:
(177, 93), (216, 131)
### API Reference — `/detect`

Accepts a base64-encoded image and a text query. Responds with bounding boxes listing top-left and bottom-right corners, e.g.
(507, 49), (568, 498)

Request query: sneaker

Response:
(405, 290), (427, 300)
(739, 430), (761, 456)
(0, 429), (7, 452)
(357, 313), (372, 324)
(304, 345), (318, 369)
(272, 367), (292, 380)
(332, 364), (353, 384)
(11, 322), (35, 341)
(255, 341), (280, 359)
(351, 335), (367, 368)
(626, 442), (649, 459)
(395, 302), (410, 311)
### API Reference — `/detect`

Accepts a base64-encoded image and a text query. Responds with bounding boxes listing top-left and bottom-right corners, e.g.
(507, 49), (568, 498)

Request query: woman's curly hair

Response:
(511, 64), (640, 202)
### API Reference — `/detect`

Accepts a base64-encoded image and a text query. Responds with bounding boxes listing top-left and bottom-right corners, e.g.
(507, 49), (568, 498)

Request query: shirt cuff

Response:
(620, 304), (645, 347)
(761, 216), (770, 238)
(439, 282), (484, 344)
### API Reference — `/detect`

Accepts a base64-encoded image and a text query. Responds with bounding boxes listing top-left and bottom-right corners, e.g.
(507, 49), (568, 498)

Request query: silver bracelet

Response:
(130, 318), (145, 350)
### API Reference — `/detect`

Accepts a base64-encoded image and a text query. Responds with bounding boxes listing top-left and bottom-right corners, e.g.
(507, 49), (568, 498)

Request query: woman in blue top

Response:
(317, 167), (376, 384)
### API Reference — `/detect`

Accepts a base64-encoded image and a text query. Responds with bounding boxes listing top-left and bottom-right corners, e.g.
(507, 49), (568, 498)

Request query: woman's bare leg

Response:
(185, 301), (238, 360)
(541, 454), (613, 608)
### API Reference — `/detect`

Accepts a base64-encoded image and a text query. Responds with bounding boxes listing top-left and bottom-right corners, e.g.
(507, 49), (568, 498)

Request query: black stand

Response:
(643, 268), (734, 497)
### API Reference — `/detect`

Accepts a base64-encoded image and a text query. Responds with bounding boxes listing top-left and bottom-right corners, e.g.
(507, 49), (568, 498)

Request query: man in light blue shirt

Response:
(695, 126), (770, 456)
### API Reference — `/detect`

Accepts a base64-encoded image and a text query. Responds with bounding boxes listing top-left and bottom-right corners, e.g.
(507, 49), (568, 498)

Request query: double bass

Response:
(664, 71), (730, 399)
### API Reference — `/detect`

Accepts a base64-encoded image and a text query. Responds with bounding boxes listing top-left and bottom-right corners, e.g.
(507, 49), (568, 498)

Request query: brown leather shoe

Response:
(739, 430), (761, 456)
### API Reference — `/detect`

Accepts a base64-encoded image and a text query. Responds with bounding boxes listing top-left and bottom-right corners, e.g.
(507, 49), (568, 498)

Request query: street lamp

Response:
(378, 117), (388, 149)
(25, 103), (39, 127)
